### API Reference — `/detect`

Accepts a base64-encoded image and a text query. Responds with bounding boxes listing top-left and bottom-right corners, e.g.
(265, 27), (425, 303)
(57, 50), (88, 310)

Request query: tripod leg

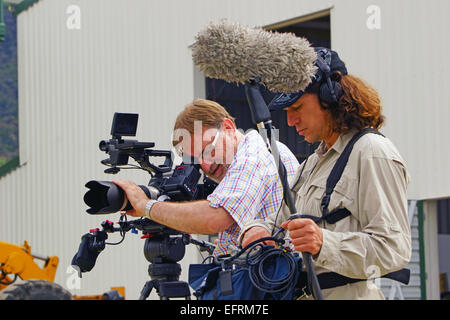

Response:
(139, 280), (155, 300)
(155, 281), (192, 300)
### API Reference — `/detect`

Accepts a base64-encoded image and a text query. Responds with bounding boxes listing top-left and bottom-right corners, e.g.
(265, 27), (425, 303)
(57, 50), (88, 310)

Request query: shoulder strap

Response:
(320, 128), (384, 217)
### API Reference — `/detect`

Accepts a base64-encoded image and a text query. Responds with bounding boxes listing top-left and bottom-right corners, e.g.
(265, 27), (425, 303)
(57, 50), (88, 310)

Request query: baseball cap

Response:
(268, 47), (348, 111)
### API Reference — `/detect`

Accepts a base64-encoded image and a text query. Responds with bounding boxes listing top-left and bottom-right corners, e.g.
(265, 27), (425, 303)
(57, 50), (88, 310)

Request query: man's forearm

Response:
(112, 180), (235, 235)
(149, 200), (235, 235)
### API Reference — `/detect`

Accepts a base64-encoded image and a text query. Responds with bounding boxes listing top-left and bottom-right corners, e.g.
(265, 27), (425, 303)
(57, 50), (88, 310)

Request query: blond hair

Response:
(172, 99), (235, 147)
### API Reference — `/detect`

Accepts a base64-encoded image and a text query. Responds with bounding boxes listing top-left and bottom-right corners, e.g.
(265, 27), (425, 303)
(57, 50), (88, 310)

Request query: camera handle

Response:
(138, 149), (173, 175)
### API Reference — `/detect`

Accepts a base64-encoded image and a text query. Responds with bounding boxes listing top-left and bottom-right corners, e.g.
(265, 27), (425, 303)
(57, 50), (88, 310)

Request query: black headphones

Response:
(314, 48), (343, 107)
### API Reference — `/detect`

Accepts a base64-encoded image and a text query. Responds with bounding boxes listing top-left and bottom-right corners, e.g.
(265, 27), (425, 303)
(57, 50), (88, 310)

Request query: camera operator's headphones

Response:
(267, 47), (348, 111)
(314, 48), (345, 107)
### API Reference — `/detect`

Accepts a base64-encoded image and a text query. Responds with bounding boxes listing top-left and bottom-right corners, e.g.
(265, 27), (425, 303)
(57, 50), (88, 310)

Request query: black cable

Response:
(103, 163), (149, 172)
(105, 214), (127, 245)
(223, 236), (285, 263)
(217, 237), (298, 300)
(201, 255), (215, 264)
(246, 245), (298, 299)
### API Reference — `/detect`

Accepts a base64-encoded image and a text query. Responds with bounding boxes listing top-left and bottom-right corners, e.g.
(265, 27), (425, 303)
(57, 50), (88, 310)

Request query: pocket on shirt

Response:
(329, 175), (357, 212)
(296, 177), (327, 217)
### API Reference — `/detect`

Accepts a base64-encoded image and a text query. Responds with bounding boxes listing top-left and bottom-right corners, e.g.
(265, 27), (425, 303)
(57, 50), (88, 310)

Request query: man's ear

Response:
(221, 118), (236, 130)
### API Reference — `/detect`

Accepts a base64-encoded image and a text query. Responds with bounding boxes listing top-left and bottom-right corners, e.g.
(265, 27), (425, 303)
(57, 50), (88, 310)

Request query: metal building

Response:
(0, 0), (449, 299)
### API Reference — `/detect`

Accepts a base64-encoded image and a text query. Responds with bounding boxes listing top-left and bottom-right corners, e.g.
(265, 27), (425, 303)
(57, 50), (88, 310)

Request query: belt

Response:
(297, 268), (410, 297)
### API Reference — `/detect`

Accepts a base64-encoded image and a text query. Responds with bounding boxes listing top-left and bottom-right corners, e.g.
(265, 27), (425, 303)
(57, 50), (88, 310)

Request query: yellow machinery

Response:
(0, 240), (124, 299)
(0, 240), (58, 290)
(73, 286), (126, 300)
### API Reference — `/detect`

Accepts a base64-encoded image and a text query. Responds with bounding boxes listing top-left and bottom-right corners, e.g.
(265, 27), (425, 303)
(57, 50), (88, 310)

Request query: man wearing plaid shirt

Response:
(207, 129), (298, 255)
(114, 99), (299, 256)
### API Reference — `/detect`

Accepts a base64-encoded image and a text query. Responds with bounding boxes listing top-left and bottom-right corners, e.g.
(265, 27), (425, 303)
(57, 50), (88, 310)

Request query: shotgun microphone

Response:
(189, 19), (317, 94)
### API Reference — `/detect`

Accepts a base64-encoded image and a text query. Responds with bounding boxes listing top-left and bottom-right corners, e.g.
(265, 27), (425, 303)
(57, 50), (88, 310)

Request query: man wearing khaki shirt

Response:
(240, 48), (411, 300)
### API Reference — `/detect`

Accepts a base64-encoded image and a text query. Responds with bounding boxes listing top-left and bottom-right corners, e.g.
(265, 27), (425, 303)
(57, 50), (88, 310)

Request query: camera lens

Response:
(99, 140), (109, 152)
(84, 180), (152, 214)
(84, 181), (125, 214)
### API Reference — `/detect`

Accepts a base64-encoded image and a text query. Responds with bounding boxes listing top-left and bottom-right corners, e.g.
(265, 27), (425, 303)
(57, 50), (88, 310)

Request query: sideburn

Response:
(321, 102), (343, 137)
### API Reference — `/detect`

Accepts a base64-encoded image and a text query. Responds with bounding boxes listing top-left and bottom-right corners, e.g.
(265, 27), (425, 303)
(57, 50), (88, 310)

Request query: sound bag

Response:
(188, 244), (302, 300)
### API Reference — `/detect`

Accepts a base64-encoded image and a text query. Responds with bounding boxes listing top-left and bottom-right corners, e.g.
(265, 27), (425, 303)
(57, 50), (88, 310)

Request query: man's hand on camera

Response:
(113, 180), (149, 217)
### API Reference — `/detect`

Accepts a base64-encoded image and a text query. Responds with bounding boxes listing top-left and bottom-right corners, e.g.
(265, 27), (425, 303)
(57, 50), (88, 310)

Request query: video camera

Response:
(72, 113), (217, 300)
(83, 112), (217, 214)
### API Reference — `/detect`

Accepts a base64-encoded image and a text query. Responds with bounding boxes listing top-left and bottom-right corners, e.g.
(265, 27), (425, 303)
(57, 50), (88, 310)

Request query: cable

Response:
(246, 245), (299, 300)
(105, 214), (127, 245)
(219, 237), (299, 300)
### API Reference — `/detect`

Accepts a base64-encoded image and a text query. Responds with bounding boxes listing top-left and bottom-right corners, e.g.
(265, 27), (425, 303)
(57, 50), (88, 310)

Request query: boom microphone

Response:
(190, 20), (324, 300)
(189, 19), (317, 93)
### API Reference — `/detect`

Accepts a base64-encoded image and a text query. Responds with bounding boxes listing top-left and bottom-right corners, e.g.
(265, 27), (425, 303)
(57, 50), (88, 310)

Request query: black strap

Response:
(319, 268), (410, 289)
(320, 128), (384, 218)
(296, 208), (351, 225)
(296, 129), (384, 226)
(298, 268), (411, 294)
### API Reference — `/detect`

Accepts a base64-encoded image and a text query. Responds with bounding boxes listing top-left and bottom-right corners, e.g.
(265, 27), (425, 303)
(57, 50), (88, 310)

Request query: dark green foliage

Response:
(0, 6), (18, 165)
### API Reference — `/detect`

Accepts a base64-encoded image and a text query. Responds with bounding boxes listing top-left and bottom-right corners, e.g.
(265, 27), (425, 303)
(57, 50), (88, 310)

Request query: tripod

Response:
(139, 262), (191, 300)
(138, 232), (194, 300)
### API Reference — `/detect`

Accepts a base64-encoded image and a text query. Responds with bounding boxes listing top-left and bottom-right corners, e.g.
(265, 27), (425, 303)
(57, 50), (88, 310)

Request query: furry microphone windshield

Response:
(189, 19), (318, 94)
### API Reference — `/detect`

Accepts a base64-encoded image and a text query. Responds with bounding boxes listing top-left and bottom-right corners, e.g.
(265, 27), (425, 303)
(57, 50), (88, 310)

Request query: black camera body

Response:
(83, 112), (216, 215)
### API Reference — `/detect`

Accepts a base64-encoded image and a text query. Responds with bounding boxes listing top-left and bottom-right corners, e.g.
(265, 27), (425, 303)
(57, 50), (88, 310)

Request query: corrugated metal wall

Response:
(380, 201), (421, 299)
(1, 0), (447, 299)
(331, 0), (450, 200)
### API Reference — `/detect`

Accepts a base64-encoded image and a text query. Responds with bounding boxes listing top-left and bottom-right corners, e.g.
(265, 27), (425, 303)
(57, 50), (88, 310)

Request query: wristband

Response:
(144, 200), (158, 219)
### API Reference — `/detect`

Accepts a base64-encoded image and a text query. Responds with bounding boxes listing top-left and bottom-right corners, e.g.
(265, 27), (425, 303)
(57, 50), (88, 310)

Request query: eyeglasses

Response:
(182, 128), (221, 164)
(197, 128), (221, 163)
